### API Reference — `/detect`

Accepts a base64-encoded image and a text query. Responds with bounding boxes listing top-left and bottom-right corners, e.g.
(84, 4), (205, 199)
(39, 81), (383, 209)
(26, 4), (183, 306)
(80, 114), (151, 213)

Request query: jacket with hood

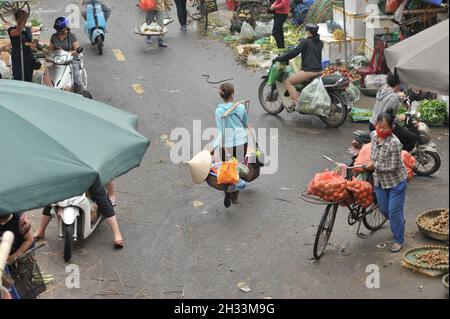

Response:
(370, 84), (401, 126)
(278, 34), (323, 72)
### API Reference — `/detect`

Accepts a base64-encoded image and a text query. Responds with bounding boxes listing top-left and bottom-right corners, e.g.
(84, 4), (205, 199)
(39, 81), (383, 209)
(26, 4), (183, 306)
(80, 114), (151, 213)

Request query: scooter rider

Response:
(273, 23), (324, 109)
(82, 0), (112, 22)
(44, 17), (87, 95)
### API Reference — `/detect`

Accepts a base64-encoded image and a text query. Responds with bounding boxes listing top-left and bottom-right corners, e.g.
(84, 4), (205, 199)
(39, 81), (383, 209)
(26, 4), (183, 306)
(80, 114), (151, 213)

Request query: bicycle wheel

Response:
(362, 202), (387, 231)
(313, 204), (338, 260)
(187, 0), (205, 21)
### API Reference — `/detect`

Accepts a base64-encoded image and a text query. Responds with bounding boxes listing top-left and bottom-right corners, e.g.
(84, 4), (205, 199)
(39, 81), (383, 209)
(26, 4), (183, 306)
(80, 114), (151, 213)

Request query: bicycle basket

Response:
(10, 254), (46, 299)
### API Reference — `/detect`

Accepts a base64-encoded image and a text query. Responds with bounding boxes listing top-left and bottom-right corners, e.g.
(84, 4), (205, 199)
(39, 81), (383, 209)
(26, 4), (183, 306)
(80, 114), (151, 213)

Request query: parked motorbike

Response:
(348, 111), (441, 176)
(49, 194), (103, 262)
(84, 0), (106, 55)
(41, 47), (92, 98)
(258, 62), (352, 128)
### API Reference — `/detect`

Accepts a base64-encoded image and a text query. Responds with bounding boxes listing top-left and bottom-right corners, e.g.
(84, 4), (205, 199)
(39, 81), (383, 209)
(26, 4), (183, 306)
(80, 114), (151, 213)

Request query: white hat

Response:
(188, 150), (212, 184)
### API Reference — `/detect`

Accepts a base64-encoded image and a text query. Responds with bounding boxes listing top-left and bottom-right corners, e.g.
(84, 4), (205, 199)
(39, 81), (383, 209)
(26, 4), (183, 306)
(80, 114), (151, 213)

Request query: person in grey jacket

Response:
(369, 72), (420, 152)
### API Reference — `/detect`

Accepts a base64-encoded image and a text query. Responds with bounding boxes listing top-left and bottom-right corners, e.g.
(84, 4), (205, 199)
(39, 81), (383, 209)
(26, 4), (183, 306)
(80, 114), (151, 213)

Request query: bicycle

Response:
(300, 156), (387, 260)
(187, 0), (208, 21)
(234, 0), (271, 24)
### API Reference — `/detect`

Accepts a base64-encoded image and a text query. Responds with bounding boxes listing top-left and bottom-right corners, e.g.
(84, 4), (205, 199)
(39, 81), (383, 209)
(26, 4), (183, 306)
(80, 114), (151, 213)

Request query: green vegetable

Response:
(398, 106), (407, 115)
(418, 99), (448, 125)
(31, 19), (42, 27)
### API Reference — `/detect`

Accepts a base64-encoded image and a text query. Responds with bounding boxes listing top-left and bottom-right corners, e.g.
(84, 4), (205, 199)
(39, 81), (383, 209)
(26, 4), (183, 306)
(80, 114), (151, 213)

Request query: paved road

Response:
(27, 0), (449, 299)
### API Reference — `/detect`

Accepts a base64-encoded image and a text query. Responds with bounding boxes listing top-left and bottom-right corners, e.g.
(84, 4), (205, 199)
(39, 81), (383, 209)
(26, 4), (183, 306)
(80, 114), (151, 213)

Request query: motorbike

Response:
(84, 0), (106, 55)
(348, 110), (441, 176)
(40, 47), (92, 98)
(49, 194), (103, 262)
(258, 62), (353, 128)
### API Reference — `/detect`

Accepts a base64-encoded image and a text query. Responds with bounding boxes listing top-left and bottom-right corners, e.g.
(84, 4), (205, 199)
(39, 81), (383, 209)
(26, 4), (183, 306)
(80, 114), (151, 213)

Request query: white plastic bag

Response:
(364, 74), (387, 90)
(297, 78), (331, 117)
(239, 22), (257, 43)
(0, 60), (11, 79)
(254, 20), (274, 39)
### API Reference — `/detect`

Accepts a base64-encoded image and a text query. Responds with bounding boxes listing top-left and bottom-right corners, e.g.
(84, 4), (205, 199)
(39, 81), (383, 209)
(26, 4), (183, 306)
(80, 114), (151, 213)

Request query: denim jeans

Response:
(375, 179), (407, 244)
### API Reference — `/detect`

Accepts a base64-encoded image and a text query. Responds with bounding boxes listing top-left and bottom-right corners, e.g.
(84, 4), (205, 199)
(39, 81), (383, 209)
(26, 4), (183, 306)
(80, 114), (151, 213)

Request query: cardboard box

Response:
(333, 6), (367, 40)
(365, 18), (400, 49)
(343, 0), (380, 15)
(322, 36), (353, 63)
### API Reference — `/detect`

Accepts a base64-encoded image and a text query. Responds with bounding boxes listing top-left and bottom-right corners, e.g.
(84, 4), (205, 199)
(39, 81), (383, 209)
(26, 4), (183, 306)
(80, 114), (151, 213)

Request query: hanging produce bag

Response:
(297, 78), (331, 117)
(307, 171), (348, 202)
(346, 178), (375, 208)
(139, 0), (157, 11)
(217, 158), (239, 185)
(346, 82), (361, 103)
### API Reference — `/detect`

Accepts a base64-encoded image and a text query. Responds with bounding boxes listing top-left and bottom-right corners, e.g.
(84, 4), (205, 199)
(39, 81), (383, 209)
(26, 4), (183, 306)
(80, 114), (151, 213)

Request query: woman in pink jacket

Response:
(270, 0), (290, 48)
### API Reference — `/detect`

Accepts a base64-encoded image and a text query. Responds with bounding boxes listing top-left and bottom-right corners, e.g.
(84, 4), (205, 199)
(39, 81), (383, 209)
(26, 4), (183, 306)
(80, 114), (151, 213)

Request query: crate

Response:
(333, 6), (367, 39)
(343, 0), (380, 15)
(322, 36), (353, 63)
(365, 18), (400, 49)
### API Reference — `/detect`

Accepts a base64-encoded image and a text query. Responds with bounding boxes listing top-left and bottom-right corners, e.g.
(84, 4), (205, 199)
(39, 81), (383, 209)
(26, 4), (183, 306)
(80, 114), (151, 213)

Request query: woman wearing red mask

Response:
(364, 109), (408, 253)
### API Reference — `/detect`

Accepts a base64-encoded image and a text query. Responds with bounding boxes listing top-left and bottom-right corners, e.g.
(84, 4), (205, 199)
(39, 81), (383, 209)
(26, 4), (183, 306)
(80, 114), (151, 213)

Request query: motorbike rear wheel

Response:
(319, 92), (348, 128)
(413, 150), (441, 176)
(96, 36), (103, 55)
(63, 224), (74, 262)
(258, 79), (284, 115)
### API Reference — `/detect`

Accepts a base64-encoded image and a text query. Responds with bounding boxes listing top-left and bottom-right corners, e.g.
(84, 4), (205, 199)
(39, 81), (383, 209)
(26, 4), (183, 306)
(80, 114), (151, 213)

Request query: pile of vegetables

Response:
(307, 171), (348, 203)
(322, 65), (361, 82)
(346, 179), (374, 208)
(418, 99), (448, 125)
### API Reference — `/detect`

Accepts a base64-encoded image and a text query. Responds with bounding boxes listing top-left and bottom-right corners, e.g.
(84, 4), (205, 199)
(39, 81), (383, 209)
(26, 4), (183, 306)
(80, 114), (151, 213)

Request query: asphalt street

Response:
(24, 0), (450, 299)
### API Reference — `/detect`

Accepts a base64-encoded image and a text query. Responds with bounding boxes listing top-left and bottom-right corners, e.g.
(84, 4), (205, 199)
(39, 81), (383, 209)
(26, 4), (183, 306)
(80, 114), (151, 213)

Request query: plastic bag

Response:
(348, 55), (369, 70)
(346, 179), (375, 208)
(307, 171), (348, 202)
(254, 20), (274, 39)
(267, 62), (283, 86)
(217, 159), (239, 185)
(0, 60), (11, 79)
(354, 143), (372, 173)
(297, 78), (331, 117)
(239, 22), (257, 43)
(364, 74), (387, 90)
(139, 0), (156, 11)
(385, 0), (404, 13)
(347, 82), (361, 103)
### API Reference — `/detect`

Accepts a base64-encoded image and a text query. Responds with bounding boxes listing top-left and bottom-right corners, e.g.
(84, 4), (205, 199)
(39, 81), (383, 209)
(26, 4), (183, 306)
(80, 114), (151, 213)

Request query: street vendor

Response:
(0, 213), (34, 264)
(144, 0), (171, 47)
(7, 10), (40, 82)
(273, 23), (323, 109)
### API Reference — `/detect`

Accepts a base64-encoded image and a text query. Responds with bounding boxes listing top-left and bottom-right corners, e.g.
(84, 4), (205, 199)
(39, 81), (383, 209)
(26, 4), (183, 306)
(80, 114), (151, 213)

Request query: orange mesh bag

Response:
(346, 179), (375, 208)
(307, 171), (348, 202)
(401, 151), (416, 182)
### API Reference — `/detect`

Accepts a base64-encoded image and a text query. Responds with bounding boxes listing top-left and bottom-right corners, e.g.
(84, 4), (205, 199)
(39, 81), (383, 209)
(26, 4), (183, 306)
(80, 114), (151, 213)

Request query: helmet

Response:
(305, 23), (319, 35)
(54, 16), (69, 31)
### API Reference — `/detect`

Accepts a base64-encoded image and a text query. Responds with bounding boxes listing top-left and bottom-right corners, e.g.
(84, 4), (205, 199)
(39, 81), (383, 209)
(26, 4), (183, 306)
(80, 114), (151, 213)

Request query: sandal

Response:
(109, 197), (117, 207)
(114, 239), (124, 249)
(33, 233), (45, 241)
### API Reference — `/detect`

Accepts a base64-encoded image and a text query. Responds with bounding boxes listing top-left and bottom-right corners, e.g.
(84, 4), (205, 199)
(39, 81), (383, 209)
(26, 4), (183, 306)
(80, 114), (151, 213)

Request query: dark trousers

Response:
(369, 122), (420, 152)
(272, 13), (287, 49)
(43, 181), (115, 218)
(174, 0), (187, 27)
(12, 58), (34, 82)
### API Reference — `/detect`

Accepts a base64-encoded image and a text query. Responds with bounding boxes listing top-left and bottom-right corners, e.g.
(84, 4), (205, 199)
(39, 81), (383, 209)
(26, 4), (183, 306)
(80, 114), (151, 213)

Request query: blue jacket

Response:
(215, 102), (248, 148)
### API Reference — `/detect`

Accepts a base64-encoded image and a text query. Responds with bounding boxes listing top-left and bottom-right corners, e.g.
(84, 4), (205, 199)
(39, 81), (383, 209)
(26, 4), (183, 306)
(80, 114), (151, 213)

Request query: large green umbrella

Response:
(0, 80), (150, 215)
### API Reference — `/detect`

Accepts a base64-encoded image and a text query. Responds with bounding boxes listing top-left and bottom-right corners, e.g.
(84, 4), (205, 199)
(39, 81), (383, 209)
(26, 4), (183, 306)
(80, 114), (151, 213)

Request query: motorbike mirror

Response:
(76, 47), (84, 54)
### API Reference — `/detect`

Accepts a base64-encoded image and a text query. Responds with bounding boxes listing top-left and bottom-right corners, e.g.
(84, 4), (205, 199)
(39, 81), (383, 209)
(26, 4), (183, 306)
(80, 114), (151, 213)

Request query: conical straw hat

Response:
(188, 150), (212, 184)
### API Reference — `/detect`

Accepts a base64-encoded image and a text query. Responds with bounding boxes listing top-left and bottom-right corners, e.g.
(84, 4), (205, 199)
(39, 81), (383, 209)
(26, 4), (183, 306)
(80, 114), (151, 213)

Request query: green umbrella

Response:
(0, 80), (150, 215)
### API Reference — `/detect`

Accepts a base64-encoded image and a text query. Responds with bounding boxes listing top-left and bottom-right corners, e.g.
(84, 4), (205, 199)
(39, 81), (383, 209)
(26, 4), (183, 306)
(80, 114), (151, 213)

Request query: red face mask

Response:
(376, 127), (393, 139)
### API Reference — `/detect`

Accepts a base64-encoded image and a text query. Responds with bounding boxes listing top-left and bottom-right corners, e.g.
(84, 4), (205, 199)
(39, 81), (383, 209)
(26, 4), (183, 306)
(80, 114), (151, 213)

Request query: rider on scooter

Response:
(273, 23), (324, 110)
(82, 0), (112, 22)
(44, 17), (87, 95)
(369, 72), (421, 152)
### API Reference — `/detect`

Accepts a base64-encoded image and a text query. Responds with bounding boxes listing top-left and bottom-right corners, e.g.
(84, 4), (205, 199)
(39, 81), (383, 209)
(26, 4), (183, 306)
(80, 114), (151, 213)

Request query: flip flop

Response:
(114, 239), (124, 249)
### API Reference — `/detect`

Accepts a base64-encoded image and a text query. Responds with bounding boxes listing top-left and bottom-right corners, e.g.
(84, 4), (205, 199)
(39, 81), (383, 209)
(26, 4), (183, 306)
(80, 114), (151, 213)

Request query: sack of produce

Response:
(254, 20), (274, 39)
(401, 150), (416, 182)
(139, 0), (157, 11)
(350, 107), (373, 122)
(354, 143), (372, 172)
(346, 178), (375, 208)
(267, 61), (284, 86)
(239, 22), (257, 43)
(297, 78), (331, 117)
(346, 82), (361, 103)
(307, 171), (348, 203)
(364, 74), (387, 90)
